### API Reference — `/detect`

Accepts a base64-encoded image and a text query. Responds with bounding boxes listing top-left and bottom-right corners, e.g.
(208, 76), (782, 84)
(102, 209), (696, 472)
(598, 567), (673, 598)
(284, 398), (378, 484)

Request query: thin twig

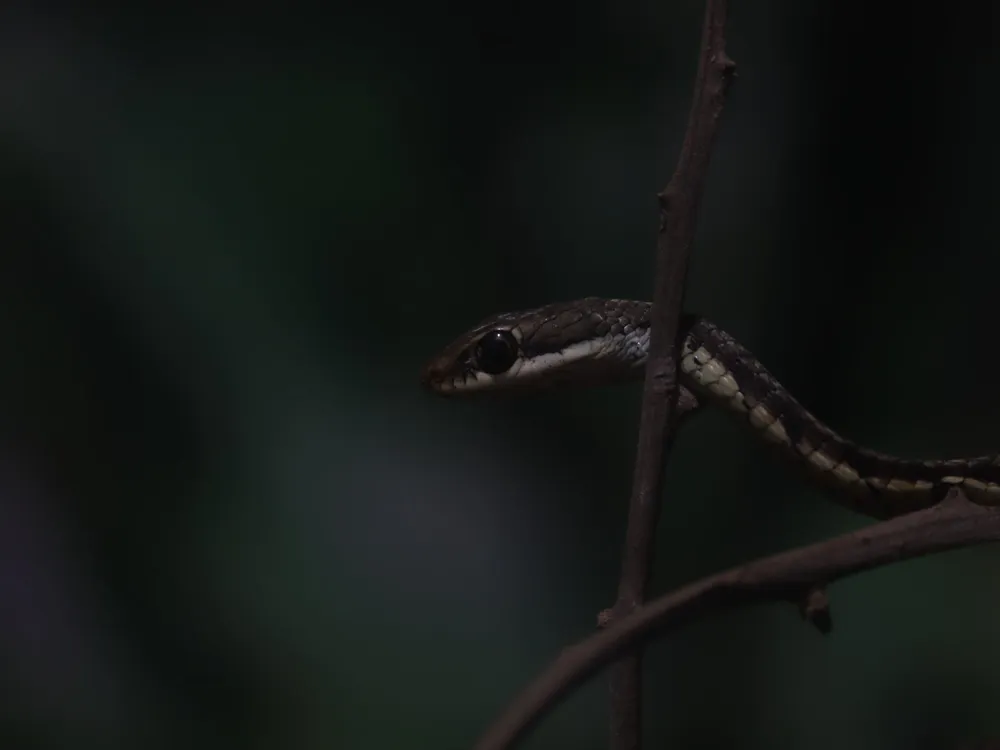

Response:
(607, 2), (735, 749)
(474, 490), (1000, 750)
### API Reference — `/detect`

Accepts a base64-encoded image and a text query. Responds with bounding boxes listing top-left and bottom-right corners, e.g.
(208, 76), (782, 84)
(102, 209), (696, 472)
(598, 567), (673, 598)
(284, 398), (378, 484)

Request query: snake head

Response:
(420, 312), (525, 395)
(421, 298), (651, 395)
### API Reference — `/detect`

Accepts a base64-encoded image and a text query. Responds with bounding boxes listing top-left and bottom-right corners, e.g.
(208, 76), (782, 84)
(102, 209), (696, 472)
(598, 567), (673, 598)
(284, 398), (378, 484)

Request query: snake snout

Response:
(420, 357), (453, 393)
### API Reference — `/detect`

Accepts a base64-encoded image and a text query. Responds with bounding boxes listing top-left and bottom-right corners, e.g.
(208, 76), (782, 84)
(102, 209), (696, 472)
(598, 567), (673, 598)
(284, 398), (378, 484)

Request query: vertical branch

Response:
(607, 3), (735, 749)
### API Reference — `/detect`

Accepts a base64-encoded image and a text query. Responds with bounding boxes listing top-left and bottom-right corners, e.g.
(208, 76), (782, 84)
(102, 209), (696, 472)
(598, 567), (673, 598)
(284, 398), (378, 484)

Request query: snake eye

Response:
(475, 330), (518, 375)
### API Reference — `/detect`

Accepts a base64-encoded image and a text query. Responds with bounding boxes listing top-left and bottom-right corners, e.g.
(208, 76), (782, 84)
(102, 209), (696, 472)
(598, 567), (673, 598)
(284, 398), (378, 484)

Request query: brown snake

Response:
(421, 297), (1000, 519)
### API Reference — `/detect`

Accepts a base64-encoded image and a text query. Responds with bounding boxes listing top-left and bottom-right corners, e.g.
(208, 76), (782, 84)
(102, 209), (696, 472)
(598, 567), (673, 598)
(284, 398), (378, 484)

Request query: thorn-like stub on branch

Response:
(798, 586), (832, 634)
(714, 52), (737, 74)
(597, 608), (614, 629)
(656, 187), (680, 231)
(656, 192), (670, 232)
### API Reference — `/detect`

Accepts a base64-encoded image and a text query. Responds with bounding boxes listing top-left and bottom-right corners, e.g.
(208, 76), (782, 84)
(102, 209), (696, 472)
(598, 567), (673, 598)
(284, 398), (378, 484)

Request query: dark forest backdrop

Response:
(0, 2), (997, 749)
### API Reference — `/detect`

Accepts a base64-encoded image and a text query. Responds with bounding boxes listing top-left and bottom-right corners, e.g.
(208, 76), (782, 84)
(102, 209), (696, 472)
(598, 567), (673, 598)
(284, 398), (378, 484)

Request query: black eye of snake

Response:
(475, 330), (518, 374)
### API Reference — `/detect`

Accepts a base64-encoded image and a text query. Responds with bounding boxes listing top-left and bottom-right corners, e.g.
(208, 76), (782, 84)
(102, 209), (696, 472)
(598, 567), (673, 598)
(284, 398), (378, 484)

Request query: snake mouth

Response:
(420, 356), (464, 395)
(419, 361), (447, 392)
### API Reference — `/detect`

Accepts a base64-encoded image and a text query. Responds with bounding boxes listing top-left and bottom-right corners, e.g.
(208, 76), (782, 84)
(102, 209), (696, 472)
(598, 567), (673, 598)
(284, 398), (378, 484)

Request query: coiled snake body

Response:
(422, 298), (1000, 519)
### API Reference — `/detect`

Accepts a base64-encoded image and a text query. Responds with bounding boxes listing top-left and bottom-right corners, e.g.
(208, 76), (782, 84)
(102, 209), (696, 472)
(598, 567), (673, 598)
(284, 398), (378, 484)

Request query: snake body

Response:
(422, 297), (1000, 519)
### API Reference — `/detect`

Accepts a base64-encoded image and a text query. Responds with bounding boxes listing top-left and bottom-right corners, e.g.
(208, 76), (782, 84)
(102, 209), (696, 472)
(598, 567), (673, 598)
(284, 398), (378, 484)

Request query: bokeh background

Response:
(0, 2), (998, 749)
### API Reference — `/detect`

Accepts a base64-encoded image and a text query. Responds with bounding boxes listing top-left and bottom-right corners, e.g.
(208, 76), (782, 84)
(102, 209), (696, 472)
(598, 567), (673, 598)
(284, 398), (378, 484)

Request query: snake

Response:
(421, 297), (1000, 519)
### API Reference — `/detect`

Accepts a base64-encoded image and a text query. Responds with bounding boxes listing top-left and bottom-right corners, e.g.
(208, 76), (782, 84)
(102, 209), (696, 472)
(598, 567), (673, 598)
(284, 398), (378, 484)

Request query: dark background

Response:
(0, 2), (998, 749)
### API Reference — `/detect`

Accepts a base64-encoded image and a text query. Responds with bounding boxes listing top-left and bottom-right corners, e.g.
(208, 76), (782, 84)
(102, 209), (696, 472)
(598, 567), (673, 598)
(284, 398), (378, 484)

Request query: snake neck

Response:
(676, 315), (1000, 518)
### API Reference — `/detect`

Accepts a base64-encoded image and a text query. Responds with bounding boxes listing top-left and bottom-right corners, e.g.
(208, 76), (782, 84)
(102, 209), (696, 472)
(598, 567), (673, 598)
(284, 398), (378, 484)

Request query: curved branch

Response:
(474, 490), (1000, 750)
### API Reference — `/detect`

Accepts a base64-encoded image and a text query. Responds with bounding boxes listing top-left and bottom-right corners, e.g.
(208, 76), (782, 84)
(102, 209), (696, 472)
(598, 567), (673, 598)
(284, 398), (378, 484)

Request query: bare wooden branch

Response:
(475, 490), (1000, 750)
(607, 1), (735, 748)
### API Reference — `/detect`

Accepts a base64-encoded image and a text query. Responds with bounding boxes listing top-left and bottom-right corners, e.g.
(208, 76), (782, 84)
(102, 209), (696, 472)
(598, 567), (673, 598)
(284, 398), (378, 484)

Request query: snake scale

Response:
(422, 297), (1000, 519)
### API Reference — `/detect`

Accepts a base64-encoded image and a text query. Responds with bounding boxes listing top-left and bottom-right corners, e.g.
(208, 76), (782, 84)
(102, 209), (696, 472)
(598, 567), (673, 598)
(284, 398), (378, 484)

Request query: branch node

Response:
(714, 52), (737, 74)
(597, 608), (614, 629)
(797, 586), (832, 635)
(942, 486), (974, 507)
